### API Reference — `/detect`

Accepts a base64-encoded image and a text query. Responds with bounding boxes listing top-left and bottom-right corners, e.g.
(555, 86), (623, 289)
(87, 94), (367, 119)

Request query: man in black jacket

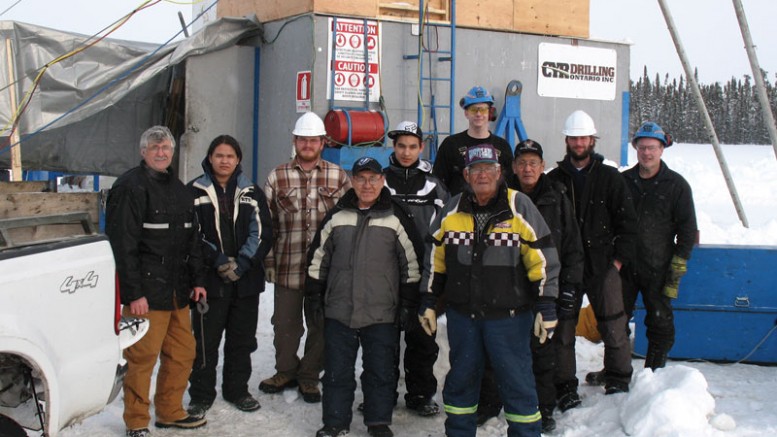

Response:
(106, 126), (207, 437)
(186, 135), (273, 418)
(622, 122), (697, 370)
(547, 111), (637, 404)
(384, 121), (449, 417)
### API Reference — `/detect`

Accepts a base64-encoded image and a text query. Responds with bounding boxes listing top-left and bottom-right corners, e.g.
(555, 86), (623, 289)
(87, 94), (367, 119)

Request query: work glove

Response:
(417, 293), (437, 336)
(533, 299), (558, 344)
(265, 267), (276, 283)
(217, 257), (240, 283)
(662, 255), (688, 299)
(556, 286), (577, 320)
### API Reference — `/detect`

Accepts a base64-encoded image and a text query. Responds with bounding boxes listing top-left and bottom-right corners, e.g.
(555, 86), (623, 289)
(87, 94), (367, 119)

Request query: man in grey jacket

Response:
(306, 157), (424, 437)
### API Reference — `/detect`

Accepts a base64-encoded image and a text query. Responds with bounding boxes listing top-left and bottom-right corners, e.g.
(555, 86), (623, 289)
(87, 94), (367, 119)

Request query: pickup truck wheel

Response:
(0, 414), (27, 437)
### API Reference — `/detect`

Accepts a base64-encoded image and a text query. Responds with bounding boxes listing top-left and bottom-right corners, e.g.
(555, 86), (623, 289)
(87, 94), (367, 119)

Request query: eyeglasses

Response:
(353, 175), (383, 186)
(636, 145), (661, 152)
(466, 106), (489, 115)
(146, 144), (173, 153)
(467, 165), (499, 176)
(516, 160), (542, 169)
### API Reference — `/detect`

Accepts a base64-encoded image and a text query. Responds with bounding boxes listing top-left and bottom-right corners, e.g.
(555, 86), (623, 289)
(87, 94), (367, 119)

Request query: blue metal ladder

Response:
(403, 0), (456, 162)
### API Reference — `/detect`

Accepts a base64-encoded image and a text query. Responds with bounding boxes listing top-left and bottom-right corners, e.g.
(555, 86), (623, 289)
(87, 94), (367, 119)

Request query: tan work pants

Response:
(122, 305), (196, 429)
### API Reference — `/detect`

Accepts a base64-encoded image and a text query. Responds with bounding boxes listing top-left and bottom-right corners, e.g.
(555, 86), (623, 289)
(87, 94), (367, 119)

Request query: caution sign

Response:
(296, 71), (312, 113)
(326, 17), (381, 103)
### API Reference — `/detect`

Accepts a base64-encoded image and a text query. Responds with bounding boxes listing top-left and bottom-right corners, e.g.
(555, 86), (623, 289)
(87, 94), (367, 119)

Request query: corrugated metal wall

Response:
(182, 14), (629, 184)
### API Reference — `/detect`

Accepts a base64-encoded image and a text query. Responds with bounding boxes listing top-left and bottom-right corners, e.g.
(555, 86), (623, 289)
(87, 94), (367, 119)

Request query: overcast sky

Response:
(1, 0), (775, 84)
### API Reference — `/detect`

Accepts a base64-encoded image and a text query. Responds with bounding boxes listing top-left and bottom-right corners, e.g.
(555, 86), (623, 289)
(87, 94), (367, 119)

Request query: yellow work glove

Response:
(533, 300), (558, 344)
(662, 255), (688, 299)
(418, 308), (437, 336)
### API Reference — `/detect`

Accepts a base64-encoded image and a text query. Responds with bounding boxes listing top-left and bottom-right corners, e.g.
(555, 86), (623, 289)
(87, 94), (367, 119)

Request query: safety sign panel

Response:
(537, 43), (618, 101)
(326, 17), (381, 103)
(296, 71), (312, 113)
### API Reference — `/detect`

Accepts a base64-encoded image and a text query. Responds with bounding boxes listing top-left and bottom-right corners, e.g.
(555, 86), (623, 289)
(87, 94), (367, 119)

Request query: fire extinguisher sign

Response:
(326, 17), (381, 103)
(296, 71), (312, 113)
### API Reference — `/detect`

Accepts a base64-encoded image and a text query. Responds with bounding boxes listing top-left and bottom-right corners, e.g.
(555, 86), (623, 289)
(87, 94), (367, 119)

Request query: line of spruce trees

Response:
(630, 67), (777, 145)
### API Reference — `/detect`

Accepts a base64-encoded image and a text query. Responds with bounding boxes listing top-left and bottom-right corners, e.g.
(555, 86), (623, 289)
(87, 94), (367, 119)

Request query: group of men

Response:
(106, 84), (696, 437)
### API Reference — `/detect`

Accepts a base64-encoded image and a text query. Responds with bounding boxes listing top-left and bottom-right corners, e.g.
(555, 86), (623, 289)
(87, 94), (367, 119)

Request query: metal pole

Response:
(732, 0), (777, 160)
(656, 0), (749, 228)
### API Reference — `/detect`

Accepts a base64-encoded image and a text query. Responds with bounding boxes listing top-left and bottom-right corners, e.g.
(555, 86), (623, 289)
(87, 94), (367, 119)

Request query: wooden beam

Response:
(5, 38), (22, 181)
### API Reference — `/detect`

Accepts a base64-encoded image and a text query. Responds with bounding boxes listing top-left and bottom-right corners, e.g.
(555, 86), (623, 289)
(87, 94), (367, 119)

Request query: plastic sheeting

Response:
(0, 17), (261, 175)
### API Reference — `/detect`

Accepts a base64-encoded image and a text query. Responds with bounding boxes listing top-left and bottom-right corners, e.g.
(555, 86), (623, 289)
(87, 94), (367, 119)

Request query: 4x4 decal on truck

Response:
(60, 271), (99, 294)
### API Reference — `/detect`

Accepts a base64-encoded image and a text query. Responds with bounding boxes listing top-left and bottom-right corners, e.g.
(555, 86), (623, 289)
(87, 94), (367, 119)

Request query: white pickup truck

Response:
(0, 212), (148, 436)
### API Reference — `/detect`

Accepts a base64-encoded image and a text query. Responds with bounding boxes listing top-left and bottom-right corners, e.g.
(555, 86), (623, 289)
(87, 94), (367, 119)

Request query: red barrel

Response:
(324, 109), (385, 145)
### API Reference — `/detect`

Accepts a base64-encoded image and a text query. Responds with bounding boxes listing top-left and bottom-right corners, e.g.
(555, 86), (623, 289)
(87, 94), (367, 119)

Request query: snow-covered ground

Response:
(57, 143), (777, 436)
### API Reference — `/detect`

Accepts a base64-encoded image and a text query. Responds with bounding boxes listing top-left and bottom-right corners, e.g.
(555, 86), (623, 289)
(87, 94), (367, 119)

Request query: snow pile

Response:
(621, 366), (717, 436)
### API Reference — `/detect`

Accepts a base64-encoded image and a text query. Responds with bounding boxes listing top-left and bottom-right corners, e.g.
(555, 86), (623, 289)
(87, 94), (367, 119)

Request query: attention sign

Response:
(326, 17), (381, 103)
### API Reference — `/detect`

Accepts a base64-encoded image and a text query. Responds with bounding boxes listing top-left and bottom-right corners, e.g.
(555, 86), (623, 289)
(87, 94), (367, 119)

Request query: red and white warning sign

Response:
(326, 17), (381, 103)
(296, 70), (312, 113)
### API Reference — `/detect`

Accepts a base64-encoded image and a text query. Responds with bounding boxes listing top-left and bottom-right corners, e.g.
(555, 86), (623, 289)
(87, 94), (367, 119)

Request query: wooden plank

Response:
(513, 0), (589, 38)
(0, 181), (49, 194)
(379, 1), (449, 22)
(1, 192), (99, 224)
(316, 0), (378, 19)
(217, 0), (312, 23)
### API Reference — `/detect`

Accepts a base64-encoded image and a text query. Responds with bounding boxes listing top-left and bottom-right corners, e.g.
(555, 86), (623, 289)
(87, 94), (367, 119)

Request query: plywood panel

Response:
(514, 0), (589, 38)
(219, 0), (588, 37)
(457, 0), (514, 31)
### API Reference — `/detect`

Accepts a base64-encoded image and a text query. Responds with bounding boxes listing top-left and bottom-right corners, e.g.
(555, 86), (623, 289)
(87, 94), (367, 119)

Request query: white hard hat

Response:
(562, 110), (597, 136)
(292, 112), (327, 136)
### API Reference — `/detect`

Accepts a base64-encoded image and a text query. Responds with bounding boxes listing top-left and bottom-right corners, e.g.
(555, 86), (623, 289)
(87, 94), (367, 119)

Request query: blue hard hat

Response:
(632, 122), (673, 147)
(459, 86), (495, 108)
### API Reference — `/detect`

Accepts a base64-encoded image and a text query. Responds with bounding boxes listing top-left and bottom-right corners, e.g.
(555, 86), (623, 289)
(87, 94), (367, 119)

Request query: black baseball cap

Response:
(513, 139), (543, 160)
(352, 157), (383, 174)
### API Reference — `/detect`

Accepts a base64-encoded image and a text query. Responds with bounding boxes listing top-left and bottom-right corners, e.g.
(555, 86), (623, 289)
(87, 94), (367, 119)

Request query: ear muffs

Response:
(664, 133), (674, 147)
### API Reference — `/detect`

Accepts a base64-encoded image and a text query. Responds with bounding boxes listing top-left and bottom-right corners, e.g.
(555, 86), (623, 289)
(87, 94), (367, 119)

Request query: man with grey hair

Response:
(107, 126), (208, 437)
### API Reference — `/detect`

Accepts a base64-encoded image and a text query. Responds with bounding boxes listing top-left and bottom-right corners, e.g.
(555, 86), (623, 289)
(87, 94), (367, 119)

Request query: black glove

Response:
(556, 286), (577, 319)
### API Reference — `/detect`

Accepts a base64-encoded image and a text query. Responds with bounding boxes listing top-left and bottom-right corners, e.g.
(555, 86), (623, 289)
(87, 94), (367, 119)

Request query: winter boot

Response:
(228, 394), (261, 412)
(186, 400), (212, 419)
(604, 380), (630, 395)
(315, 425), (349, 437)
(259, 373), (298, 394)
(298, 381), (322, 403)
(406, 395), (440, 417)
(585, 369), (606, 386)
(367, 425), (394, 437)
(540, 407), (557, 433)
(556, 380), (582, 412)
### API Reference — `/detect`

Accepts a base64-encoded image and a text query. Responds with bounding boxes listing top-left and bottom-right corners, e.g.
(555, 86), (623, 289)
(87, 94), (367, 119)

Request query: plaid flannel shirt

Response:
(263, 157), (351, 290)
